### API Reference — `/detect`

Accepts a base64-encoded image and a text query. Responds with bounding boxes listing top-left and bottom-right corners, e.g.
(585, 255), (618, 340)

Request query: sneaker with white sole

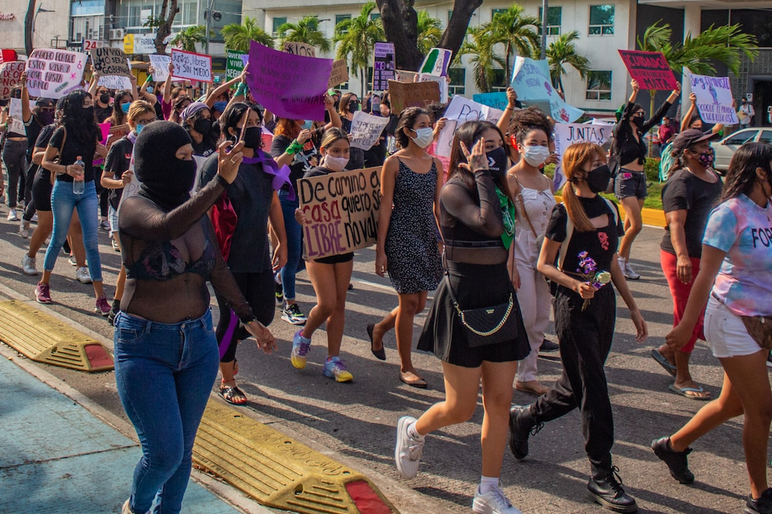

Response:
(395, 416), (424, 479)
(622, 260), (640, 280)
(22, 255), (38, 276)
(94, 295), (111, 316)
(75, 266), (92, 284)
(473, 486), (523, 514)
(323, 356), (353, 382)
(19, 220), (31, 238)
(35, 282), (52, 304)
(7, 209), (18, 222)
(68, 255), (78, 266)
(290, 329), (311, 369)
(31, 213), (38, 223)
(282, 302), (307, 325)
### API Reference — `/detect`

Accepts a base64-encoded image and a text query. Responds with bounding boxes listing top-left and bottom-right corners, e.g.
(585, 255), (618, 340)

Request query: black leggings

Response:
(215, 270), (275, 363)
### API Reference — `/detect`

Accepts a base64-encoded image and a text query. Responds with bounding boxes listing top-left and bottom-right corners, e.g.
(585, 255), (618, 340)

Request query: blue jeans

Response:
(114, 310), (219, 514)
(43, 180), (103, 281)
(279, 190), (303, 300)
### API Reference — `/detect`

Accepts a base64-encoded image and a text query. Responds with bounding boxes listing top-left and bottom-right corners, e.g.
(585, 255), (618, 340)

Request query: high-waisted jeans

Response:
(114, 310), (219, 514)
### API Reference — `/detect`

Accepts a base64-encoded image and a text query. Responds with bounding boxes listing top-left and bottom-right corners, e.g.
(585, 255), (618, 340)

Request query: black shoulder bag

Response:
(445, 275), (519, 348)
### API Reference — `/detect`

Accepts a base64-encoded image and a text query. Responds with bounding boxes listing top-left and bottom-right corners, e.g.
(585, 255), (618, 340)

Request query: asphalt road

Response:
(0, 205), (764, 514)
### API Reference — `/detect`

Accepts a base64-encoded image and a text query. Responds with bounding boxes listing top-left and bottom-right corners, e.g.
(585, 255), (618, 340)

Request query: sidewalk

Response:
(0, 347), (270, 514)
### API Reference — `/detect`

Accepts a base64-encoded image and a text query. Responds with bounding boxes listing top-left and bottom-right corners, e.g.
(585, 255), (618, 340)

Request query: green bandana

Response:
(495, 186), (515, 249)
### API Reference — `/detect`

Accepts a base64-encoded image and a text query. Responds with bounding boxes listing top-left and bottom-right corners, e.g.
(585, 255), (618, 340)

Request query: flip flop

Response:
(400, 371), (427, 389)
(367, 323), (386, 361)
(668, 384), (711, 401)
(651, 349), (677, 377)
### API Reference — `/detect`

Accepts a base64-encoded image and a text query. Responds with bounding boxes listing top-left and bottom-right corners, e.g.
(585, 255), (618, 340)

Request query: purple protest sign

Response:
(247, 41), (332, 120)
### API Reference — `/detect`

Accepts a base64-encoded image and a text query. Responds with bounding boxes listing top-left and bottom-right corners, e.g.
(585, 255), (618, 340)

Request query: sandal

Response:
(668, 384), (711, 401)
(219, 384), (247, 405)
(367, 323), (386, 361)
(399, 371), (427, 389)
(651, 349), (677, 378)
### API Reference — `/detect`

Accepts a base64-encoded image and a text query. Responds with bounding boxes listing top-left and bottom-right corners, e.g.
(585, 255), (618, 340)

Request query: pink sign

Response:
(0, 61), (25, 99)
(247, 40), (333, 121)
(618, 50), (678, 91)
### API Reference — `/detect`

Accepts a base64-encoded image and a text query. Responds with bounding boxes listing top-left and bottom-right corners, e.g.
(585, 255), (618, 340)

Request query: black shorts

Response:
(313, 252), (354, 265)
(614, 169), (647, 200)
(32, 168), (52, 212)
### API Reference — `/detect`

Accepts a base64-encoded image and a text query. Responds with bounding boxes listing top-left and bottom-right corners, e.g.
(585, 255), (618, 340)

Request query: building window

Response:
(370, 13), (381, 21)
(448, 68), (466, 96)
(538, 6), (562, 36)
(448, 10), (453, 24)
(491, 9), (507, 21)
(335, 14), (351, 27)
(589, 5), (614, 35)
(272, 16), (287, 36)
(490, 69), (507, 92)
(586, 71), (612, 100)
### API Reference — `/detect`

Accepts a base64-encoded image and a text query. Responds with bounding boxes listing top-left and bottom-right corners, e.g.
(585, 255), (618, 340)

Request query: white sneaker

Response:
(75, 266), (92, 284)
(31, 213), (38, 223)
(473, 486), (523, 514)
(395, 416), (424, 479)
(22, 255), (38, 276)
(624, 261), (640, 280)
(7, 209), (18, 222)
(19, 220), (31, 238)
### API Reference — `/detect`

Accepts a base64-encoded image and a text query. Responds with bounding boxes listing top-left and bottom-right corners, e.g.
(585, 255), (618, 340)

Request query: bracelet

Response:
(64, 165), (68, 175)
(286, 140), (304, 155)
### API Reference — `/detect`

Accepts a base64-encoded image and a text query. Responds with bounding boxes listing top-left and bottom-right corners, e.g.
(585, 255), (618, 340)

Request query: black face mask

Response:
(82, 106), (95, 121)
(239, 126), (262, 149)
(99, 93), (110, 105)
(38, 111), (55, 126)
(586, 164), (612, 194)
(193, 118), (212, 136)
(486, 146), (509, 179)
(633, 116), (645, 130)
(348, 100), (359, 113)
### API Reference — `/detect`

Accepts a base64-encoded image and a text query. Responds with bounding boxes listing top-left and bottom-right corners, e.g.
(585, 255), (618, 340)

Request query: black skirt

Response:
(417, 261), (530, 368)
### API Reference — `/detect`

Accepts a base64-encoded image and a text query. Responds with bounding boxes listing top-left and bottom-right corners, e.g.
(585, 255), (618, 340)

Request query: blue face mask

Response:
(301, 120), (313, 130)
(135, 124), (146, 135)
(146, 86), (154, 94)
(121, 103), (130, 114)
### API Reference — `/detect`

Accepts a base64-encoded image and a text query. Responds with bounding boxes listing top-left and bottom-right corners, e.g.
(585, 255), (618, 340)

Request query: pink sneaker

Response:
(95, 295), (110, 316)
(35, 282), (52, 304)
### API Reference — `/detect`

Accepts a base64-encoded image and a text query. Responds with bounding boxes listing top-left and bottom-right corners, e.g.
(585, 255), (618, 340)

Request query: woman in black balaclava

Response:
(114, 120), (275, 514)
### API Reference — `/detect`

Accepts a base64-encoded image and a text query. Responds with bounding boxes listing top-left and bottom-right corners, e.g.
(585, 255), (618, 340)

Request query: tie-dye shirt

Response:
(702, 194), (772, 317)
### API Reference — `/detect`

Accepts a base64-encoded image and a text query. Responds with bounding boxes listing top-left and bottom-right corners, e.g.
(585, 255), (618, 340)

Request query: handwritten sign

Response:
(618, 50), (677, 91)
(419, 48), (452, 77)
(298, 167), (380, 259)
(247, 41), (332, 120)
(689, 73), (739, 125)
(387, 80), (440, 115)
(396, 69), (417, 83)
(98, 75), (132, 90)
(0, 61), (25, 99)
(91, 47), (131, 77)
(328, 59), (348, 89)
(8, 98), (34, 135)
(171, 49), (212, 83)
(418, 73), (448, 103)
(225, 49), (246, 81)
(149, 54), (171, 82)
(349, 111), (391, 150)
(26, 48), (88, 99)
(511, 57), (583, 123)
(435, 96), (505, 158)
(283, 42), (316, 58)
(473, 92), (509, 110)
(552, 122), (611, 191)
(373, 42), (395, 91)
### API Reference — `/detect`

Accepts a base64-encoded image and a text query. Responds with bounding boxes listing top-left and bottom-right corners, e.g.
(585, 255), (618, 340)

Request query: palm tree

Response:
(489, 5), (541, 84)
(546, 31), (590, 93)
(457, 25), (505, 93)
(278, 16), (331, 53)
(334, 2), (385, 96)
(221, 16), (275, 52)
(170, 25), (212, 52)
(416, 11), (443, 55)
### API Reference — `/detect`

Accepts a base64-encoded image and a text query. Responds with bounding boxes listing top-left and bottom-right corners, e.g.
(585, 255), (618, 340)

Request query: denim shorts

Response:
(614, 169), (648, 200)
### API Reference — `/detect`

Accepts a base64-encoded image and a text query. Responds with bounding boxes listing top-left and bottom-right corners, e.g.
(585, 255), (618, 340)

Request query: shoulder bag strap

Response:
(556, 209), (574, 272)
(510, 175), (537, 238)
(50, 126), (67, 185)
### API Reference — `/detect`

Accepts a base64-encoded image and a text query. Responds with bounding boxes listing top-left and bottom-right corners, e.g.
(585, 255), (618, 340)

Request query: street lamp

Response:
(203, 0), (221, 55)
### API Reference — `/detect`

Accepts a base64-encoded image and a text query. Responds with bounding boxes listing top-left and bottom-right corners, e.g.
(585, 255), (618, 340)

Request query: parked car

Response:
(714, 128), (772, 172)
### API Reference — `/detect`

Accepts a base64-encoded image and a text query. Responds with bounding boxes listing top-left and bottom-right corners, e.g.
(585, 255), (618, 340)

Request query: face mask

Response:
(324, 155), (349, 172)
(371, 100), (380, 113)
(135, 123), (146, 135)
(99, 93), (110, 105)
(410, 127), (434, 149)
(82, 106), (94, 120)
(171, 157), (198, 197)
(633, 116), (645, 130)
(193, 118), (212, 136)
(146, 87), (154, 94)
(348, 100), (359, 112)
(586, 164), (612, 194)
(301, 120), (313, 130)
(121, 103), (130, 114)
(240, 126), (262, 149)
(698, 149), (715, 168)
(521, 145), (550, 167)
(38, 111), (55, 126)
(485, 146), (509, 179)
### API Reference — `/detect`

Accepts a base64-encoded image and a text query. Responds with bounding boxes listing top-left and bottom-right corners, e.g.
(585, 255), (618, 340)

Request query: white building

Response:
(0, 0), (71, 53)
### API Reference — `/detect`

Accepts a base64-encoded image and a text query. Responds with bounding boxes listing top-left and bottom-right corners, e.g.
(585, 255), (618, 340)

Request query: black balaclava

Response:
(134, 121), (197, 211)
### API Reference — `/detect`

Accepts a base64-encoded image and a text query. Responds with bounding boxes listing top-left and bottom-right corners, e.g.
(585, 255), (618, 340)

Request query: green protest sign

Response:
(226, 49), (247, 81)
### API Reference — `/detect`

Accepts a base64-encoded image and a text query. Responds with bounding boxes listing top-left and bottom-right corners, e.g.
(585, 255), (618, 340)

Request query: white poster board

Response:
(25, 48), (88, 99)
(349, 111), (390, 150)
(149, 54), (171, 82)
(689, 73), (739, 125)
(171, 49), (212, 83)
(551, 122), (612, 191)
(435, 96), (505, 158)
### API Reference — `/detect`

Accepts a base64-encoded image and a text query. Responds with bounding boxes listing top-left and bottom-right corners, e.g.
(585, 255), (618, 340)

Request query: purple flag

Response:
(247, 41), (332, 121)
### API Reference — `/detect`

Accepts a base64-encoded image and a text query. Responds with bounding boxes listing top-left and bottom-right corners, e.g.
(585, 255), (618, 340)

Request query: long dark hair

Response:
(447, 121), (512, 199)
(220, 102), (263, 141)
(110, 89), (133, 126)
(721, 142), (772, 202)
(394, 107), (429, 149)
(59, 90), (100, 143)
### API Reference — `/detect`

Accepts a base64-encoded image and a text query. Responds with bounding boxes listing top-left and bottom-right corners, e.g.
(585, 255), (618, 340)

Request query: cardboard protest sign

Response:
(473, 92), (509, 110)
(387, 80), (440, 115)
(396, 69), (417, 83)
(0, 61), (25, 100)
(435, 96), (505, 158)
(349, 111), (390, 150)
(98, 75), (132, 90)
(26, 48), (88, 99)
(91, 47), (131, 76)
(149, 54), (171, 82)
(373, 42), (395, 91)
(551, 122), (612, 191)
(298, 167), (380, 259)
(283, 42), (316, 58)
(689, 73), (739, 125)
(418, 73), (448, 103)
(171, 49), (212, 83)
(247, 41), (332, 120)
(328, 59), (348, 89)
(419, 48), (452, 77)
(511, 57), (583, 123)
(225, 49), (246, 81)
(618, 50), (677, 91)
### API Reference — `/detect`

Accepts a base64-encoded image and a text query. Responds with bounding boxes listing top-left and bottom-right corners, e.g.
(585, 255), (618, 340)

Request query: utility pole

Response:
(540, 0), (548, 60)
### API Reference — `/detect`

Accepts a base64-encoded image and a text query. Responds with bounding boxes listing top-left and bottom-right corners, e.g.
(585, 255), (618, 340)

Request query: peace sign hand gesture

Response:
(459, 138), (488, 172)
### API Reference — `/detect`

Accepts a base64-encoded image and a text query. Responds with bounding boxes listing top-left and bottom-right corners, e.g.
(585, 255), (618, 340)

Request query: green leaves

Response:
(278, 16), (332, 53)
(170, 25), (214, 52)
(488, 5), (541, 83)
(221, 17), (275, 52)
(333, 2), (385, 79)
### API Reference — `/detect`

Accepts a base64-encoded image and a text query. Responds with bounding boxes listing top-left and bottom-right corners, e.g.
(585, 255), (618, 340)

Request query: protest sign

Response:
(387, 80), (440, 115)
(171, 49), (212, 83)
(435, 96), (505, 158)
(618, 50), (678, 91)
(91, 47), (131, 76)
(349, 111), (390, 150)
(8, 98), (34, 135)
(396, 69), (417, 83)
(0, 61), (25, 99)
(373, 42), (395, 91)
(511, 57), (583, 123)
(298, 167), (381, 259)
(689, 73), (739, 125)
(473, 92), (509, 110)
(98, 75), (132, 90)
(149, 54), (171, 82)
(419, 48), (452, 77)
(283, 42), (316, 58)
(0, 49), (19, 64)
(247, 40), (332, 120)
(418, 73), (448, 103)
(328, 59), (348, 89)
(225, 49), (246, 81)
(26, 48), (88, 99)
(551, 122), (612, 191)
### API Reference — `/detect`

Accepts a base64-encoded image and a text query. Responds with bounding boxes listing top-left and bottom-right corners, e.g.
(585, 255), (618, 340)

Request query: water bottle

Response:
(72, 156), (85, 195)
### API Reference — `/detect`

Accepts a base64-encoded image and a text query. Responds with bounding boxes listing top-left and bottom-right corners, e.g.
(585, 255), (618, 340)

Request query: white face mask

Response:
(521, 145), (551, 167)
(323, 155), (349, 172)
(410, 127), (434, 149)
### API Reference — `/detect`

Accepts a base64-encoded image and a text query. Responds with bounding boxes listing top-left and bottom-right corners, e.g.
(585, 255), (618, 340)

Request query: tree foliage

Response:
(170, 25), (213, 52)
(334, 2), (385, 95)
(489, 5), (541, 84)
(546, 31), (590, 92)
(221, 16), (275, 52)
(416, 11), (443, 55)
(458, 25), (504, 93)
(147, 0), (179, 55)
(278, 16), (331, 52)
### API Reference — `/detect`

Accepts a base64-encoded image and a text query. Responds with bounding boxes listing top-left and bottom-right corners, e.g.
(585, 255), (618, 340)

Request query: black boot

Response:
(508, 405), (541, 461)
(587, 466), (638, 513)
(746, 488), (772, 514)
(651, 437), (694, 484)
